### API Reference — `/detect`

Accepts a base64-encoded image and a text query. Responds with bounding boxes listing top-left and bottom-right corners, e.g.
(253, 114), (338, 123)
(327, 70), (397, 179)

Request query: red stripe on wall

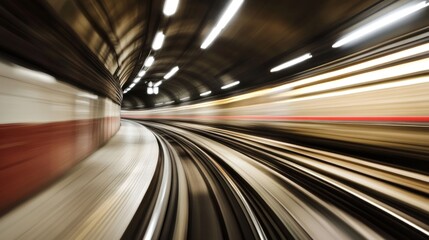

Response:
(0, 117), (120, 212)
(123, 115), (429, 122)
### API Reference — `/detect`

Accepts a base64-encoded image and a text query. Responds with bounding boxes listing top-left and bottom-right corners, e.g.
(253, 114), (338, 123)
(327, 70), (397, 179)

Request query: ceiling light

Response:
(133, 77), (141, 83)
(148, 81), (153, 87)
(180, 96), (190, 101)
(163, 0), (179, 16)
(129, 83), (136, 88)
(144, 56), (155, 67)
(152, 31), (165, 50)
(154, 80), (163, 87)
(138, 70), (146, 77)
(333, 1), (429, 48)
(165, 100), (174, 104)
(154, 87), (159, 94)
(221, 80), (240, 89)
(164, 66), (179, 79)
(270, 53), (312, 72)
(201, 0), (244, 49)
(147, 87), (153, 94)
(200, 90), (212, 96)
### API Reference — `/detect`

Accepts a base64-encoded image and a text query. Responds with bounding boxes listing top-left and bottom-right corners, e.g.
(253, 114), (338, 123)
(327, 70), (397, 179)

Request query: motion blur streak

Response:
(120, 120), (428, 239)
(0, 121), (158, 239)
(121, 37), (429, 239)
(125, 39), (429, 114)
(0, 60), (120, 211)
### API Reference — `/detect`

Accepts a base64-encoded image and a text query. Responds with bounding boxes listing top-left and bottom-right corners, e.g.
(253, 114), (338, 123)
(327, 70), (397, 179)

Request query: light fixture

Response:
(133, 77), (141, 83)
(148, 81), (153, 87)
(164, 66), (179, 79)
(155, 102), (164, 106)
(270, 53), (312, 72)
(180, 96), (190, 101)
(201, 0), (244, 49)
(333, 1), (429, 48)
(144, 56), (155, 67)
(154, 87), (159, 94)
(138, 70), (146, 77)
(163, 0), (179, 16)
(152, 31), (165, 50)
(200, 90), (212, 96)
(221, 80), (240, 89)
(129, 83), (136, 88)
(165, 100), (174, 104)
(154, 80), (163, 87)
(147, 87), (153, 94)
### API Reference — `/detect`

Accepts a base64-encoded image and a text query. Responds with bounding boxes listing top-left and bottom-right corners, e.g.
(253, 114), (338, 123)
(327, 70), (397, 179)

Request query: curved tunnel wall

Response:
(0, 60), (120, 211)
(123, 38), (429, 157)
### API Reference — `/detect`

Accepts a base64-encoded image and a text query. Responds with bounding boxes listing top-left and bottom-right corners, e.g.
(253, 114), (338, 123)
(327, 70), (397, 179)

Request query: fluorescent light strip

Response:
(201, 0), (244, 49)
(152, 31), (165, 50)
(154, 80), (163, 87)
(180, 96), (190, 101)
(138, 70), (146, 77)
(155, 102), (164, 106)
(147, 87), (153, 94)
(129, 83), (136, 88)
(272, 42), (429, 92)
(164, 66), (179, 79)
(165, 100), (174, 104)
(133, 77), (141, 83)
(163, 0), (179, 16)
(200, 90), (212, 96)
(144, 56), (155, 67)
(270, 53), (312, 72)
(221, 80), (240, 89)
(333, 1), (429, 48)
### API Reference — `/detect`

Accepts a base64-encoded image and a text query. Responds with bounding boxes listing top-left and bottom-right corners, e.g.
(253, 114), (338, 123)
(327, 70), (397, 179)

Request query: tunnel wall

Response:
(123, 40), (429, 156)
(123, 77), (429, 154)
(0, 60), (120, 211)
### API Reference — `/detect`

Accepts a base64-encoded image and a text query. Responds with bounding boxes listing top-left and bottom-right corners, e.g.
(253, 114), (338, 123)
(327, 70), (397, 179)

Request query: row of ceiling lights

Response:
(270, 1), (428, 72)
(123, 0), (180, 95)
(154, 79), (241, 107)
(123, 0), (245, 99)
(124, 0), (428, 106)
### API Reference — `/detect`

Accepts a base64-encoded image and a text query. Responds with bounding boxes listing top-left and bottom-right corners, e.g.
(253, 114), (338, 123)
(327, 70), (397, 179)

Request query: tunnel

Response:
(0, 0), (428, 239)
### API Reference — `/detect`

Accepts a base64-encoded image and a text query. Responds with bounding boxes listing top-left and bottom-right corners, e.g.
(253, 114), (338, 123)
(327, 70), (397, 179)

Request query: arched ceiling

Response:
(2, 0), (391, 107)
(119, 0), (381, 108)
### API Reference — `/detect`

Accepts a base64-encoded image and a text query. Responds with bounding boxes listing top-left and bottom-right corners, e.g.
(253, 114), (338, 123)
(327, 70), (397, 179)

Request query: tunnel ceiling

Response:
(119, 0), (380, 109)
(0, 0), (381, 107)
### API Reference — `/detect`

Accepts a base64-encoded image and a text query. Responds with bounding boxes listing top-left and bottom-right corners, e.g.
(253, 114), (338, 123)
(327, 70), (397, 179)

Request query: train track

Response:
(124, 120), (429, 240)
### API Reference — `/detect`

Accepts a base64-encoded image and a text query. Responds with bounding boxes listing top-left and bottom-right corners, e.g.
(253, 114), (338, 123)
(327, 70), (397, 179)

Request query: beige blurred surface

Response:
(0, 120), (159, 240)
